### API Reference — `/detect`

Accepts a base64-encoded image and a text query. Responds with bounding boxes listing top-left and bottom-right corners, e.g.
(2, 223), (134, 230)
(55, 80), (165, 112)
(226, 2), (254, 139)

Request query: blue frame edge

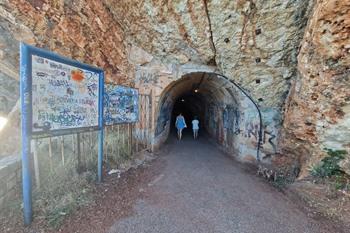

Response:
(19, 42), (106, 224)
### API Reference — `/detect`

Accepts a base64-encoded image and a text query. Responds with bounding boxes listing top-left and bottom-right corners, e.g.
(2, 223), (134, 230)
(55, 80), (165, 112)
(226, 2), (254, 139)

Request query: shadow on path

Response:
(108, 133), (339, 233)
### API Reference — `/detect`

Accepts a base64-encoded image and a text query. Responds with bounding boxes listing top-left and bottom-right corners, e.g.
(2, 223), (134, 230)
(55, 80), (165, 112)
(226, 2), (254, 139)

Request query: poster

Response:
(31, 55), (100, 133)
(104, 84), (139, 124)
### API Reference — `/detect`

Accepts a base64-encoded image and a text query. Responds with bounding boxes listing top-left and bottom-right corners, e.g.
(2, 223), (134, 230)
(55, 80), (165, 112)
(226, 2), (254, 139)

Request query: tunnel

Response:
(154, 72), (249, 155)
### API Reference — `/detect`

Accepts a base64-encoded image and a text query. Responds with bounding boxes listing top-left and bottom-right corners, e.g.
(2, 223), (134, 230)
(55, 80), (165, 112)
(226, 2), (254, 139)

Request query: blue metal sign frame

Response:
(20, 43), (105, 225)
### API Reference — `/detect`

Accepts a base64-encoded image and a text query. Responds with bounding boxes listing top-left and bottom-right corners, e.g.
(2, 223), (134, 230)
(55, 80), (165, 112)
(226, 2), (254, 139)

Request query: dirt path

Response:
(106, 133), (340, 233)
(13, 133), (341, 233)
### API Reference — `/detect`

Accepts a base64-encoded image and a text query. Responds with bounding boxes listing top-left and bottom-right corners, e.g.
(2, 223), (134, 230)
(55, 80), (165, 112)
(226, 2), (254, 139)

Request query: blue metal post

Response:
(97, 71), (105, 183)
(20, 43), (33, 225)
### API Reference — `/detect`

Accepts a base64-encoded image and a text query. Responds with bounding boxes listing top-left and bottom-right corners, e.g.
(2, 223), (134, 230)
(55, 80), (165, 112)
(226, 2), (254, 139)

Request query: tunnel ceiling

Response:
(161, 73), (239, 108)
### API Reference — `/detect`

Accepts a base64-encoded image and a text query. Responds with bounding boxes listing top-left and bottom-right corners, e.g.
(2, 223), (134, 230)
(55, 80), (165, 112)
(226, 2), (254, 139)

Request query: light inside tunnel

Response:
(0, 116), (8, 131)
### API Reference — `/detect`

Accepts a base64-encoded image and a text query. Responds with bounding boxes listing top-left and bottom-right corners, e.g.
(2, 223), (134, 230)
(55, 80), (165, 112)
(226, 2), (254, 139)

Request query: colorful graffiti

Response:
(31, 55), (100, 132)
(104, 84), (139, 125)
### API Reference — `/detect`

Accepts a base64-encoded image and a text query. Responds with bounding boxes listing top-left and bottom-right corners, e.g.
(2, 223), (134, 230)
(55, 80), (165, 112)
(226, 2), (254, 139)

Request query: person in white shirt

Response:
(191, 117), (199, 139)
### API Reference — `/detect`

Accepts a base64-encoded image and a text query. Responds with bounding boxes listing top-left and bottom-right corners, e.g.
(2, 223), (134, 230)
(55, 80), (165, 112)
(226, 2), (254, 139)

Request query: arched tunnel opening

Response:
(154, 72), (250, 155)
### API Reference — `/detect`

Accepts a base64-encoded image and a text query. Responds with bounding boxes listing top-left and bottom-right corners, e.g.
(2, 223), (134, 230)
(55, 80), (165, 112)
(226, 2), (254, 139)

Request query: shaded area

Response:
(156, 72), (241, 148)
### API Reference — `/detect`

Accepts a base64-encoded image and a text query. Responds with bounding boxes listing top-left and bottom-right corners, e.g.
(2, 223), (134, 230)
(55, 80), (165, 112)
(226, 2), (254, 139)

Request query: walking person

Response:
(175, 113), (187, 140)
(192, 117), (199, 139)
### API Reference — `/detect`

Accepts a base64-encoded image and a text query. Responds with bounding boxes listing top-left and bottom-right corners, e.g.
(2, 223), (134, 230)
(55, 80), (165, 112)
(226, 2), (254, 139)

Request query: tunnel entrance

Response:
(155, 72), (244, 150)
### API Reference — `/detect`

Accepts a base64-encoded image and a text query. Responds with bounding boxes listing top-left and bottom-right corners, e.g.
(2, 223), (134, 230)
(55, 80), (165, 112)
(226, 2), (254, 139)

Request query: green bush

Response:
(310, 149), (347, 178)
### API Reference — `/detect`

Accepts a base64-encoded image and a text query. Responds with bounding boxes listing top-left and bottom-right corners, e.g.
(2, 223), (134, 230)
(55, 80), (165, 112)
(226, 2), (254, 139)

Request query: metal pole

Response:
(77, 133), (81, 173)
(130, 123), (133, 155)
(97, 71), (104, 183)
(48, 137), (53, 172)
(117, 124), (120, 158)
(210, 72), (263, 161)
(90, 132), (93, 163)
(72, 134), (75, 154)
(61, 136), (65, 165)
(111, 125), (115, 155)
(20, 43), (32, 225)
(32, 140), (40, 189)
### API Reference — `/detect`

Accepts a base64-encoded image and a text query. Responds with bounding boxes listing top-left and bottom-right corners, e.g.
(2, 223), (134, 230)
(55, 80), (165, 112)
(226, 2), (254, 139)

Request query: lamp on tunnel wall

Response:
(194, 89), (199, 93)
(208, 72), (263, 162)
(181, 99), (185, 102)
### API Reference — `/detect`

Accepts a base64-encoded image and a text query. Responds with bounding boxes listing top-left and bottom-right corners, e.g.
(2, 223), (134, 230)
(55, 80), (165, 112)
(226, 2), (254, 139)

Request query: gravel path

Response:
(108, 133), (338, 233)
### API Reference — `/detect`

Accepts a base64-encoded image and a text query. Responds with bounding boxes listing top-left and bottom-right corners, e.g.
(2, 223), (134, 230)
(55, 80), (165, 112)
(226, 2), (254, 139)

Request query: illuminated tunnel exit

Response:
(154, 72), (266, 161)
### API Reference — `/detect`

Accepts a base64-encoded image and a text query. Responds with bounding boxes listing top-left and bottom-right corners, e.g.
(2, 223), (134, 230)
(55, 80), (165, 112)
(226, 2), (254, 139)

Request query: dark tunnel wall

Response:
(171, 94), (206, 129)
(155, 72), (241, 149)
(154, 72), (281, 163)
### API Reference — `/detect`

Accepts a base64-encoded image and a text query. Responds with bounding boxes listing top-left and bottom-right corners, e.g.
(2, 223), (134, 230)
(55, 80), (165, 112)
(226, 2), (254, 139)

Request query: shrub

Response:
(310, 149), (347, 178)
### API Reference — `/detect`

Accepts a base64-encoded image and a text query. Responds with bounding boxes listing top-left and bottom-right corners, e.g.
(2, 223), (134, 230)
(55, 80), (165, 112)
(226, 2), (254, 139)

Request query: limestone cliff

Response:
(282, 0), (350, 177)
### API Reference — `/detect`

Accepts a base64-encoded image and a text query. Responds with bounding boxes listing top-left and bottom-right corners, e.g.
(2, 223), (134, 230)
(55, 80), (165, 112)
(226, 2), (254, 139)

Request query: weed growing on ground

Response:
(272, 173), (296, 189)
(34, 155), (96, 229)
(310, 149), (346, 178)
(310, 149), (349, 191)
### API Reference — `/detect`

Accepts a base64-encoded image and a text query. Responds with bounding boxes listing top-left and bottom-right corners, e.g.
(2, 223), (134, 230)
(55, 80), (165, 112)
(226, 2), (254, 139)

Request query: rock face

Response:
(0, 0), (349, 177)
(282, 0), (350, 177)
(0, 0), (130, 84)
(104, 0), (312, 107)
(103, 0), (313, 162)
(103, 0), (215, 65)
(208, 0), (312, 108)
(0, 0), (130, 156)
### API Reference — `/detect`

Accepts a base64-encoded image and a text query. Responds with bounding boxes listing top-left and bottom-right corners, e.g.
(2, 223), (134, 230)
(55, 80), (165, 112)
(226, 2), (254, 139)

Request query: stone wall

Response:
(0, 156), (21, 210)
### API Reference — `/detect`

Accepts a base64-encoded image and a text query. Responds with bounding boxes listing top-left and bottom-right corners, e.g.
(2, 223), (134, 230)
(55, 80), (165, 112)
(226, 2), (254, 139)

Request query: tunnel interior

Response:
(155, 72), (244, 146)
(171, 93), (206, 132)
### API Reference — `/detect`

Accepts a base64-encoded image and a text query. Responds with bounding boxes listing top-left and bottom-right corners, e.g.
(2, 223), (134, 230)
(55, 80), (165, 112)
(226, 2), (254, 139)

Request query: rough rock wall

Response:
(282, 0), (350, 177)
(104, 0), (312, 106)
(3, 0), (345, 175)
(104, 0), (313, 160)
(0, 0), (130, 156)
(103, 0), (215, 65)
(208, 0), (312, 108)
(1, 0), (130, 83)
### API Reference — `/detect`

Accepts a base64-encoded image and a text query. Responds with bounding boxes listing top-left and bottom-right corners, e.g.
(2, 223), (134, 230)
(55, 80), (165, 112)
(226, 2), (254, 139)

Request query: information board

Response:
(104, 84), (139, 125)
(31, 55), (100, 133)
(20, 43), (105, 225)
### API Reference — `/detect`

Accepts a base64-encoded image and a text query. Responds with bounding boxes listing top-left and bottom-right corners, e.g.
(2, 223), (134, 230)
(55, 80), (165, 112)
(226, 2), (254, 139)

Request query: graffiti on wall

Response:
(32, 55), (100, 132)
(104, 84), (139, 125)
(207, 103), (279, 155)
(242, 109), (278, 154)
(223, 106), (240, 135)
(136, 70), (160, 85)
(155, 96), (173, 136)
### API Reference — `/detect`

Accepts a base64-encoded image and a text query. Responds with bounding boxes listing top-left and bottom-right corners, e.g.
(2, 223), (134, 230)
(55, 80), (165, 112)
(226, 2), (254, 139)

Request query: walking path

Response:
(108, 133), (336, 233)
